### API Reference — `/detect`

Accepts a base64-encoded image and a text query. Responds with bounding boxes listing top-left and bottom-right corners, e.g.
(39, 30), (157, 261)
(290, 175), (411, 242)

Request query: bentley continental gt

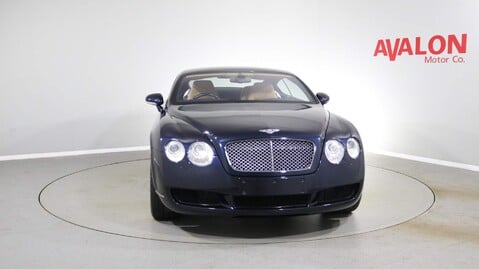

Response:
(146, 68), (364, 220)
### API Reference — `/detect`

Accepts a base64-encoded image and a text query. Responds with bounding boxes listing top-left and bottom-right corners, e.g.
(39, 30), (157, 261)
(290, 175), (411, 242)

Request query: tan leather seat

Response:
(242, 82), (278, 101)
(240, 85), (255, 100)
(187, 80), (218, 100)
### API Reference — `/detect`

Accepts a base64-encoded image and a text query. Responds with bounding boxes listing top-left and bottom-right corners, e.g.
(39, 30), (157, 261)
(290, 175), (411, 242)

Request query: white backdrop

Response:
(1, 0), (478, 166)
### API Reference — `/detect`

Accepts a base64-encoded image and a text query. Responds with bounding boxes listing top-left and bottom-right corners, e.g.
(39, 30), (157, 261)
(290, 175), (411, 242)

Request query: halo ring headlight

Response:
(324, 140), (345, 164)
(347, 138), (361, 159)
(164, 140), (185, 163)
(187, 142), (214, 167)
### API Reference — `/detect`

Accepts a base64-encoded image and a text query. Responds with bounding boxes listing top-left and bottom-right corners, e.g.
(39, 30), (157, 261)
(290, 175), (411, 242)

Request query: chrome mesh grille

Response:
(225, 139), (315, 172)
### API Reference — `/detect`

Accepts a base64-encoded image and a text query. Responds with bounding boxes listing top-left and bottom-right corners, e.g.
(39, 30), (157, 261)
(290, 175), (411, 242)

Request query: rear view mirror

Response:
(316, 92), (330, 105)
(230, 75), (251, 83)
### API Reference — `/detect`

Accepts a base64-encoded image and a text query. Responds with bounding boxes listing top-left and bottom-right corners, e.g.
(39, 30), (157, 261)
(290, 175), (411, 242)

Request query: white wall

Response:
(1, 0), (478, 166)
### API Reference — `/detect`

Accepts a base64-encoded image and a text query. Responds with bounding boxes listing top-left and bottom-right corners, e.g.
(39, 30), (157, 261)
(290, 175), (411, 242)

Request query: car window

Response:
(175, 72), (316, 104)
(276, 78), (310, 102)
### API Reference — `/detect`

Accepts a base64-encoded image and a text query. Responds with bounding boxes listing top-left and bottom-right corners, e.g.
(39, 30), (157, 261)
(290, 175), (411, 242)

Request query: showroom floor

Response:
(1, 151), (478, 268)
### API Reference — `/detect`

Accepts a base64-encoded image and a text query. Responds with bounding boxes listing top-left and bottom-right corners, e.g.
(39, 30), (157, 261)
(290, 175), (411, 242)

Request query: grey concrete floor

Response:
(1, 151), (478, 268)
(37, 160), (434, 244)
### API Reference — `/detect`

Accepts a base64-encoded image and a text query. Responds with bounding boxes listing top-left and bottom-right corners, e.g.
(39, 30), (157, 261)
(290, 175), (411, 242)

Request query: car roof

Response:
(178, 67), (296, 77)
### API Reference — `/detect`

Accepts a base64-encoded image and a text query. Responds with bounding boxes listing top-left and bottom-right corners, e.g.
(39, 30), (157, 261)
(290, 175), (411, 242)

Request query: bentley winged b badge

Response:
(258, 128), (280, 134)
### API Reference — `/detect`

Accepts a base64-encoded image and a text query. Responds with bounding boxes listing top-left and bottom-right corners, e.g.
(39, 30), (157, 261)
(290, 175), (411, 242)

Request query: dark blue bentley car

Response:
(146, 68), (364, 220)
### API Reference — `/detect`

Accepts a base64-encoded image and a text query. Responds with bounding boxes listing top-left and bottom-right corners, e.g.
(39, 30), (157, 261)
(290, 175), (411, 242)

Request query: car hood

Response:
(167, 103), (329, 139)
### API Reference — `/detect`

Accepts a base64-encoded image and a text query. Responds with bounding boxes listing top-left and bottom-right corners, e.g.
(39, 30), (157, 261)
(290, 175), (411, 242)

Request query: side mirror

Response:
(146, 93), (164, 112)
(316, 92), (330, 105)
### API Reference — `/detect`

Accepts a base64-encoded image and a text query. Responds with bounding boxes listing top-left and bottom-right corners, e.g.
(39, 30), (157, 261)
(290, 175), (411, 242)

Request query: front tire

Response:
(150, 169), (177, 221)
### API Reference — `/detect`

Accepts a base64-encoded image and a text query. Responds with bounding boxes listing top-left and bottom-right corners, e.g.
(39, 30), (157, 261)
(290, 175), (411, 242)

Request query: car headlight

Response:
(187, 142), (214, 167)
(324, 140), (344, 164)
(347, 138), (360, 159)
(164, 140), (185, 163)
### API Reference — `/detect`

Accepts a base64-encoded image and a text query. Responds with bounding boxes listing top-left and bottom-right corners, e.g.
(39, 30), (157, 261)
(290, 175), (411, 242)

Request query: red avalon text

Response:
(373, 34), (467, 63)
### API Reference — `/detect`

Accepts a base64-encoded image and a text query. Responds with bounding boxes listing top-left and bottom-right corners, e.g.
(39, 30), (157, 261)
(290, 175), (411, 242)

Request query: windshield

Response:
(173, 72), (317, 104)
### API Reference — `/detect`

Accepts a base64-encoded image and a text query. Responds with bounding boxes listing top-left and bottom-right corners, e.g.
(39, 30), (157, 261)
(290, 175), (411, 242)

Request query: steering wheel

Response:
(192, 93), (220, 100)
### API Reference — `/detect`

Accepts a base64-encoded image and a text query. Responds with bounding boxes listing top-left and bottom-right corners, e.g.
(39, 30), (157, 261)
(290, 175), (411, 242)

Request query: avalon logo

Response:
(259, 129), (280, 134)
(373, 33), (467, 64)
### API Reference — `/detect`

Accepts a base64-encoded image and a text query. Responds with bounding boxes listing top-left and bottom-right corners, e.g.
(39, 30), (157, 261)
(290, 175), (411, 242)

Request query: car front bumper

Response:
(151, 151), (365, 216)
